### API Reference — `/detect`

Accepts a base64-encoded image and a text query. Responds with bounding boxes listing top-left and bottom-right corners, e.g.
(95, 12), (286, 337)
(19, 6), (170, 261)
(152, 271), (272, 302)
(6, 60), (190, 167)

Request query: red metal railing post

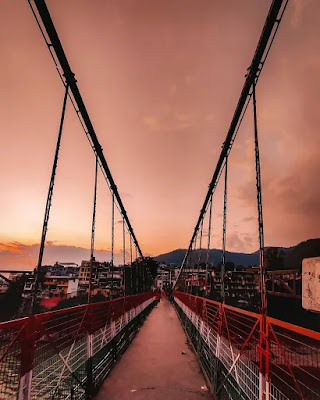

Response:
(85, 304), (93, 399)
(0, 293), (158, 399)
(258, 314), (270, 400)
(265, 319), (270, 398)
(212, 302), (223, 395)
(18, 316), (36, 400)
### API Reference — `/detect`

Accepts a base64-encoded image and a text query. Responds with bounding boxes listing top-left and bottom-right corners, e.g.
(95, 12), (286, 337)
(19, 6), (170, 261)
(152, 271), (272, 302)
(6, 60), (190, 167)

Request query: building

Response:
(209, 268), (259, 309)
(44, 262), (79, 278)
(79, 259), (103, 286)
(0, 277), (9, 294)
(79, 260), (124, 298)
(155, 264), (178, 290)
(42, 275), (79, 298)
(22, 275), (35, 298)
(20, 263), (79, 300)
(185, 267), (208, 294)
(8, 272), (24, 281)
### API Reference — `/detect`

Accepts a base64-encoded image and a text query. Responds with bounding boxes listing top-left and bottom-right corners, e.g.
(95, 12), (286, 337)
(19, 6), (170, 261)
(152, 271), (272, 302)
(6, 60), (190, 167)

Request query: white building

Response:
(155, 265), (177, 289)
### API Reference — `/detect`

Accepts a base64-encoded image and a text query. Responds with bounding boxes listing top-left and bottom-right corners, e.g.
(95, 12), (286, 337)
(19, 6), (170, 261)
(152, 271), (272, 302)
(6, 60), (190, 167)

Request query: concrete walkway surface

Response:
(95, 298), (212, 400)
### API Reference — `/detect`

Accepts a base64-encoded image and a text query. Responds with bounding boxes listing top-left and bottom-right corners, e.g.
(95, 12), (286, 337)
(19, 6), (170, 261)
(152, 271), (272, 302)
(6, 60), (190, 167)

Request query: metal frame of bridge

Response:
(0, 1), (319, 400)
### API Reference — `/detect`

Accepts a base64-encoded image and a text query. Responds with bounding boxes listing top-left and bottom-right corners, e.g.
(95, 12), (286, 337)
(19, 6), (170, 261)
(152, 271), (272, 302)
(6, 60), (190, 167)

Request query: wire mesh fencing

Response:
(0, 292), (158, 399)
(268, 317), (320, 400)
(174, 291), (319, 400)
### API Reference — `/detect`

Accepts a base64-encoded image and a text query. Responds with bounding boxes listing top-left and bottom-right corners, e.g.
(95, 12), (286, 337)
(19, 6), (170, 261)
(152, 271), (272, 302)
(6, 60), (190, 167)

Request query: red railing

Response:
(268, 317), (320, 400)
(0, 292), (157, 399)
(174, 291), (320, 400)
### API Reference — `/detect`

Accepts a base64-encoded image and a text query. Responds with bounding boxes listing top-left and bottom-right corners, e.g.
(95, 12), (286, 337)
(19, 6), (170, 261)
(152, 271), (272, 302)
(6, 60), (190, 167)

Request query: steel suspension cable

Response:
(130, 235), (133, 265)
(205, 194), (213, 295)
(28, 0), (144, 258)
(187, 237), (197, 294)
(111, 192), (114, 298)
(134, 245), (138, 294)
(197, 219), (204, 266)
(32, 84), (69, 313)
(175, 157), (228, 289)
(174, 0), (288, 289)
(90, 157), (98, 261)
(129, 235), (133, 295)
(252, 74), (269, 399)
(221, 156), (228, 304)
(123, 219), (126, 295)
(192, 234), (197, 271)
(252, 81), (267, 314)
(123, 220), (126, 267)
(88, 155), (98, 304)
(196, 220), (204, 296)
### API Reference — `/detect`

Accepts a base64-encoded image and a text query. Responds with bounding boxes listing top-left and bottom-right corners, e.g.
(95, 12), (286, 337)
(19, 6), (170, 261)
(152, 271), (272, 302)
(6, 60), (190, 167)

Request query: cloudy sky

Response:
(0, 0), (319, 269)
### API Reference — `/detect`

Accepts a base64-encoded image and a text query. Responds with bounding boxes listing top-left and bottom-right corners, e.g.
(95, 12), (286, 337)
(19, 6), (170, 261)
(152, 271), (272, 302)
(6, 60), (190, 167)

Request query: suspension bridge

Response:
(0, 0), (319, 399)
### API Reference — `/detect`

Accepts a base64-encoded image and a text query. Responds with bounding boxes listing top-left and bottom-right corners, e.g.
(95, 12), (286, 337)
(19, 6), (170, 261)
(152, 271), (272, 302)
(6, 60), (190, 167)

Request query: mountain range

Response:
(153, 238), (320, 270)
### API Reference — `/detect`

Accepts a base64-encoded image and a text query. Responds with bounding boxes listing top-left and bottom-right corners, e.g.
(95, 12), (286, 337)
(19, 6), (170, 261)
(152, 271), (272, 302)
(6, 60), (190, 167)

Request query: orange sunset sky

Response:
(0, 0), (319, 269)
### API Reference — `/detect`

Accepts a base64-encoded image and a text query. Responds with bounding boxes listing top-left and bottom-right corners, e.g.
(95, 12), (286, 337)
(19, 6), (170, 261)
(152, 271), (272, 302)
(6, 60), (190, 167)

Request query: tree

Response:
(0, 274), (27, 321)
(130, 257), (158, 293)
(264, 247), (285, 270)
(143, 257), (159, 280)
(216, 261), (235, 271)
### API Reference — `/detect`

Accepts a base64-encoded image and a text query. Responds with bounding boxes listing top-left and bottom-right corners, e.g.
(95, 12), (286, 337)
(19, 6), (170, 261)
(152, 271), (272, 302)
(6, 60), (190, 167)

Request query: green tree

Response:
(143, 257), (159, 280)
(264, 247), (285, 270)
(0, 274), (27, 320)
(130, 257), (158, 293)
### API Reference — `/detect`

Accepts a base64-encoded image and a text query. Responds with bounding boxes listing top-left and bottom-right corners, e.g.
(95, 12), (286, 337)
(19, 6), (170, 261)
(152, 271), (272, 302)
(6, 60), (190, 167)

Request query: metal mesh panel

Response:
(268, 318), (320, 400)
(0, 319), (27, 399)
(222, 306), (260, 399)
(0, 293), (156, 399)
(31, 306), (87, 399)
(174, 291), (319, 400)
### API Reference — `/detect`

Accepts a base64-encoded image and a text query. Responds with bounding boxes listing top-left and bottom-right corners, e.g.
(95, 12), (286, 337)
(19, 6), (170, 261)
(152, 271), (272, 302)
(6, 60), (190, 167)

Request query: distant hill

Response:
(154, 239), (320, 270)
(154, 248), (259, 267)
(284, 239), (320, 270)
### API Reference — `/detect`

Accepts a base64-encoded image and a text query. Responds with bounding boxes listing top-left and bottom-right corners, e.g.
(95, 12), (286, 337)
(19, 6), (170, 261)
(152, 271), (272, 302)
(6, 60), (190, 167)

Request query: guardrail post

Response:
(18, 316), (36, 400)
(259, 315), (270, 400)
(213, 303), (223, 396)
(111, 318), (117, 361)
(265, 319), (270, 400)
(85, 304), (93, 399)
(123, 298), (130, 347)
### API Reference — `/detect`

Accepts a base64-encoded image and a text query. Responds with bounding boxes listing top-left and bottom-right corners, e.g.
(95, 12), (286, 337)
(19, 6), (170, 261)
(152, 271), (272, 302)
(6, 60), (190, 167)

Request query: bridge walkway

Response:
(95, 297), (212, 400)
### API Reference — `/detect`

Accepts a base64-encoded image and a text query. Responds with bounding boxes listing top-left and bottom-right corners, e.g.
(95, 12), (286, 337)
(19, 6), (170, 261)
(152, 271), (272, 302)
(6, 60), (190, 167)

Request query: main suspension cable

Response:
(28, 0), (144, 258)
(174, 0), (289, 289)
